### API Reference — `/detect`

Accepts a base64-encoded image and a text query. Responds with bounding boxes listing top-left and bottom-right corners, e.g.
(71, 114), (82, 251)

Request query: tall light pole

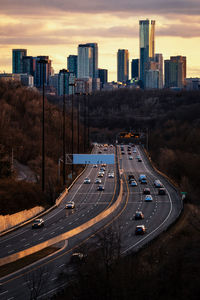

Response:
(87, 93), (90, 150)
(75, 92), (81, 154)
(69, 82), (76, 178)
(39, 58), (48, 192)
(61, 69), (69, 186)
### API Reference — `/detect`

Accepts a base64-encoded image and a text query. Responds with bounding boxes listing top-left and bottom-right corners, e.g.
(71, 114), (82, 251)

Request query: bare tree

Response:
(24, 266), (50, 300)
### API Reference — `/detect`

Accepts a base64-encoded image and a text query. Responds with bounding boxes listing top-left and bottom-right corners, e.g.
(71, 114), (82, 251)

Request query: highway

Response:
(0, 144), (182, 299)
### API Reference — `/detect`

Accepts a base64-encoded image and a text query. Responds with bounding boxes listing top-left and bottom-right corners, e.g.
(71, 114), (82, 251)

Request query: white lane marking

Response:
(8, 250), (14, 254)
(8, 297), (14, 300)
(58, 264), (65, 268)
(50, 232), (55, 235)
(23, 281), (30, 285)
(60, 227), (64, 230)
(0, 291), (8, 296)
(33, 233), (38, 236)
(69, 222), (72, 225)
(21, 238), (26, 242)
(24, 243), (30, 247)
(51, 277), (57, 281)
(6, 245), (11, 248)
(38, 237), (43, 240)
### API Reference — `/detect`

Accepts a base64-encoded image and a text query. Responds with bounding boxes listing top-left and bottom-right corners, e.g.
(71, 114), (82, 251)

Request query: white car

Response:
(65, 201), (75, 209)
(133, 149), (137, 153)
(129, 156), (133, 160)
(95, 178), (102, 184)
(108, 173), (114, 178)
(98, 171), (104, 177)
(84, 178), (91, 184)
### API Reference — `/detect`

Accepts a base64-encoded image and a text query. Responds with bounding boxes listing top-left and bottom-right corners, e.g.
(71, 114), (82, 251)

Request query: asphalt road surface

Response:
(0, 144), (182, 299)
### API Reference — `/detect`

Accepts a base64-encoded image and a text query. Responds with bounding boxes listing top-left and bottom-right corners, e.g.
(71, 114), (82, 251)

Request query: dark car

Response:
(143, 188), (151, 195)
(97, 185), (104, 191)
(134, 211), (144, 220)
(135, 225), (146, 235)
(158, 188), (166, 195)
(32, 218), (44, 229)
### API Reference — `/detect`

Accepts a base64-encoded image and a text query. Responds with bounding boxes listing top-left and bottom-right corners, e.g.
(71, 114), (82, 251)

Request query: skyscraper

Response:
(77, 45), (93, 78)
(67, 55), (78, 77)
(117, 49), (129, 83)
(77, 43), (98, 79)
(164, 56), (186, 89)
(139, 19), (155, 88)
(98, 68), (108, 88)
(12, 49), (27, 73)
(34, 56), (52, 87)
(155, 54), (163, 89)
(131, 59), (139, 79)
(22, 56), (35, 76)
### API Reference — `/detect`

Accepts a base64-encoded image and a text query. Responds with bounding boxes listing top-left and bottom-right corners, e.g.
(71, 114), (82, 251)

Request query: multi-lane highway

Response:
(0, 144), (182, 299)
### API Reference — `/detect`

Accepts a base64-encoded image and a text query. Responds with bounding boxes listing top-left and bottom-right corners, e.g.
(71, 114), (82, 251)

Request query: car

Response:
(130, 180), (137, 186)
(137, 158), (142, 162)
(84, 178), (91, 184)
(135, 225), (146, 235)
(108, 173), (114, 178)
(98, 172), (104, 177)
(93, 164), (98, 168)
(121, 151), (125, 155)
(104, 148), (108, 151)
(133, 149), (137, 153)
(65, 201), (75, 209)
(97, 185), (104, 191)
(95, 178), (102, 184)
(70, 252), (86, 263)
(129, 156), (133, 160)
(154, 179), (163, 188)
(143, 188), (151, 195)
(134, 211), (144, 220)
(139, 174), (147, 182)
(98, 150), (102, 154)
(136, 155), (140, 159)
(141, 178), (147, 184)
(100, 167), (106, 171)
(145, 195), (153, 202)
(158, 188), (166, 195)
(32, 218), (44, 228)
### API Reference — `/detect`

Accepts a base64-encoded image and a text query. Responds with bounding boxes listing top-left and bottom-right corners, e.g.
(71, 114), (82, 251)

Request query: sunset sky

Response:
(0, 0), (200, 81)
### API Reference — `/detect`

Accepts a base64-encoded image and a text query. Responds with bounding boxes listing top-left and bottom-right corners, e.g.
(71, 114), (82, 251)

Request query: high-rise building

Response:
(12, 49), (27, 73)
(34, 56), (52, 87)
(139, 19), (155, 88)
(145, 70), (159, 89)
(77, 43), (98, 79)
(117, 49), (129, 83)
(155, 54), (163, 89)
(98, 68), (108, 88)
(67, 55), (78, 77)
(22, 56), (35, 76)
(131, 59), (139, 79)
(164, 56), (186, 89)
(77, 45), (93, 78)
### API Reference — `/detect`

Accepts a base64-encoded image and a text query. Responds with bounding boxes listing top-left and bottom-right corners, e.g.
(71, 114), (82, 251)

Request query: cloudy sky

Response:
(0, 0), (200, 81)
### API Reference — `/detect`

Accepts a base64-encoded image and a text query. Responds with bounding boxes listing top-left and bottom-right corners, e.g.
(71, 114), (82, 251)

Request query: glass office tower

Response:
(117, 49), (129, 83)
(139, 20), (155, 88)
(12, 49), (27, 73)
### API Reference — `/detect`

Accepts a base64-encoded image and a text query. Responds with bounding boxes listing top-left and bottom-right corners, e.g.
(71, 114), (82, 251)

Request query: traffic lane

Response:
(0, 171), (116, 258)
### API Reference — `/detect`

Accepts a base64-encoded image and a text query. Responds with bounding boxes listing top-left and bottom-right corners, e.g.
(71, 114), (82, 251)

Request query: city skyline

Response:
(0, 0), (200, 81)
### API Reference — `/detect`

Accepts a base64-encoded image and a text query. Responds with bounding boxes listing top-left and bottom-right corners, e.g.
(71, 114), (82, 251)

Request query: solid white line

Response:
(0, 291), (8, 295)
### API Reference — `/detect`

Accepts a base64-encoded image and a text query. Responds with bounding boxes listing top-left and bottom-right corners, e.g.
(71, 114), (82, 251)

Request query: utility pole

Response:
(39, 58), (48, 191)
(61, 69), (69, 185)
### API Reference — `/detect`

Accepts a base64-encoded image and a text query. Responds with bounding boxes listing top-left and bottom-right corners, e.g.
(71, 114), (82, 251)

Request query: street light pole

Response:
(61, 69), (69, 186)
(69, 82), (76, 178)
(39, 58), (48, 192)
